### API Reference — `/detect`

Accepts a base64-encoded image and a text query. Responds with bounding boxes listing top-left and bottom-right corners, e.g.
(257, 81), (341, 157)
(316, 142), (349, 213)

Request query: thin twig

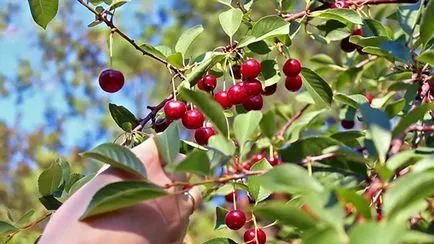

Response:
(275, 104), (311, 140)
(132, 95), (173, 132)
(4, 212), (52, 243)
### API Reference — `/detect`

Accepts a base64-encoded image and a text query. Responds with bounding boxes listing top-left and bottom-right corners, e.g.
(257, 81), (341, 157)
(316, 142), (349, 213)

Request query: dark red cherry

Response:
(164, 100), (187, 120)
(241, 59), (262, 79)
(262, 83), (277, 96)
(153, 118), (172, 133)
(99, 69), (125, 93)
(283, 58), (302, 77)
(352, 28), (363, 36)
(228, 84), (248, 104)
(242, 95), (263, 111)
(341, 120), (355, 129)
(245, 79), (263, 96)
(285, 75), (303, 92)
(225, 192), (237, 203)
(244, 228), (266, 244)
(194, 127), (216, 145)
(340, 37), (358, 52)
(197, 75), (217, 91)
(231, 65), (242, 79)
(182, 109), (205, 129)
(225, 210), (246, 230)
(267, 156), (282, 166)
(214, 91), (233, 109)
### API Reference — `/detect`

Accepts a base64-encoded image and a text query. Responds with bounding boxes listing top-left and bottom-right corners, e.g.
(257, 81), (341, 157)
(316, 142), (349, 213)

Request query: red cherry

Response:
(214, 91), (233, 109)
(225, 210), (246, 230)
(352, 28), (363, 36)
(225, 192), (237, 203)
(340, 37), (358, 52)
(194, 127), (216, 145)
(243, 162), (252, 170)
(285, 75), (303, 92)
(245, 79), (263, 96)
(267, 156), (282, 166)
(197, 78), (206, 91)
(242, 95), (263, 111)
(244, 228), (266, 244)
(228, 84), (248, 104)
(365, 93), (374, 104)
(330, 0), (350, 8)
(252, 153), (266, 164)
(241, 59), (262, 79)
(262, 83), (277, 96)
(230, 65), (242, 79)
(98, 69), (125, 93)
(341, 120), (355, 129)
(164, 100), (187, 120)
(283, 58), (302, 77)
(153, 118), (172, 133)
(182, 109), (205, 129)
(197, 75), (217, 91)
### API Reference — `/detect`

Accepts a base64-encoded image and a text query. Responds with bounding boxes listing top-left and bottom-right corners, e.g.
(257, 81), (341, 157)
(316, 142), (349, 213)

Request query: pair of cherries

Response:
(224, 209), (267, 244)
(162, 100), (216, 145)
(282, 58), (303, 92)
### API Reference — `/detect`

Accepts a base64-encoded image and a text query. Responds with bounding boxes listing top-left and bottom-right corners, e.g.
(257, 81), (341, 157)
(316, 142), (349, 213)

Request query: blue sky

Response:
(0, 0), (172, 151)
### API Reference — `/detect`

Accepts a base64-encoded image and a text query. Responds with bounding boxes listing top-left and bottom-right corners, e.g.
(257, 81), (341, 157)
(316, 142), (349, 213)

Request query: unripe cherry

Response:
(194, 127), (216, 145)
(285, 75), (303, 92)
(244, 228), (266, 244)
(225, 210), (246, 230)
(182, 109), (205, 129)
(283, 58), (302, 77)
(99, 69), (125, 93)
(164, 100), (187, 120)
(241, 59), (262, 79)
(214, 91), (233, 109)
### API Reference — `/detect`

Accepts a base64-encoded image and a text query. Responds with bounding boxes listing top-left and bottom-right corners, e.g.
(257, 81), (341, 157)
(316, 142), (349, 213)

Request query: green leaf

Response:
(219, 8), (243, 39)
(260, 164), (324, 194)
(81, 143), (146, 177)
(0, 221), (18, 234)
(234, 111), (263, 147)
(286, 109), (326, 142)
(384, 99), (406, 118)
(260, 111), (276, 138)
(379, 39), (412, 62)
(217, 0), (232, 7)
(417, 49), (434, 65)
(174, 150), (210, 175)
(334, 93), (368, 109)
(254, 201), (317, 230)
(239, 15), (290, 47)
(16, 209), (35, 227)
(248, 159), (273, 202)
(214, 206), (229, 229)
(65, 173), (85, 193)
(69, 174), (95, 194)
(38, 161), (63, 196)
(396, 1), (422, 36)
(155, 123), (180, 165)
(57, 158), (71, 185)
(108, 103), (138, 132)
(180, 88), (228, 136)
(303, 227), (343, 244)
(27, 0), (59, 29)
(81, 181), (167, 219)
(336, 188), (372, 219)
(181, 54), (225, 87)
(139, 43), (168, 59)
(203, 238), (237, 244)
(349, 221), (404, 244)
(208, 134), (235, 156)
(392, 102), (434, 138)
(167, 52), (184, 68)
(248, 41), (272, 54)
(39, 195), (62, 210)
(301, 68), (333, 108)
(360, 104), (391, 163)
(313, 9), (363, 25)
(260, 60), (281, 86)
(420, 0), (434, 46)
(363, 19), (388, 37)
(109, 0), (128, 10)
(175, 25), (204, 58)
(383, 170), (434, 219)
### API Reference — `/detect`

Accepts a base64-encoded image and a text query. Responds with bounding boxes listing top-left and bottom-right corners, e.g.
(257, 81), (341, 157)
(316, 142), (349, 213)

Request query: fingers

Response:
(180, 186), (202, 216)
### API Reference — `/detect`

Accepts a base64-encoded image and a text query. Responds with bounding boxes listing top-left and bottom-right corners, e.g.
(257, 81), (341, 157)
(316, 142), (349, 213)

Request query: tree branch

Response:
(132, 95), (173, 132)
(275, 104), (311, 140)
(4, 212), (52, 243)
(76, 0), (184, 79)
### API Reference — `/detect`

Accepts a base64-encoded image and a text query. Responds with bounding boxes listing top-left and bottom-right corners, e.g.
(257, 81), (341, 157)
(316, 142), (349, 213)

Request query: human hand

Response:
(39, 137), (201, 244)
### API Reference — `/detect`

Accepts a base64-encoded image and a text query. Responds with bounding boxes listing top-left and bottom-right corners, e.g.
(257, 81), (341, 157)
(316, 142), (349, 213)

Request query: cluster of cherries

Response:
(224, 207), (266, 244)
